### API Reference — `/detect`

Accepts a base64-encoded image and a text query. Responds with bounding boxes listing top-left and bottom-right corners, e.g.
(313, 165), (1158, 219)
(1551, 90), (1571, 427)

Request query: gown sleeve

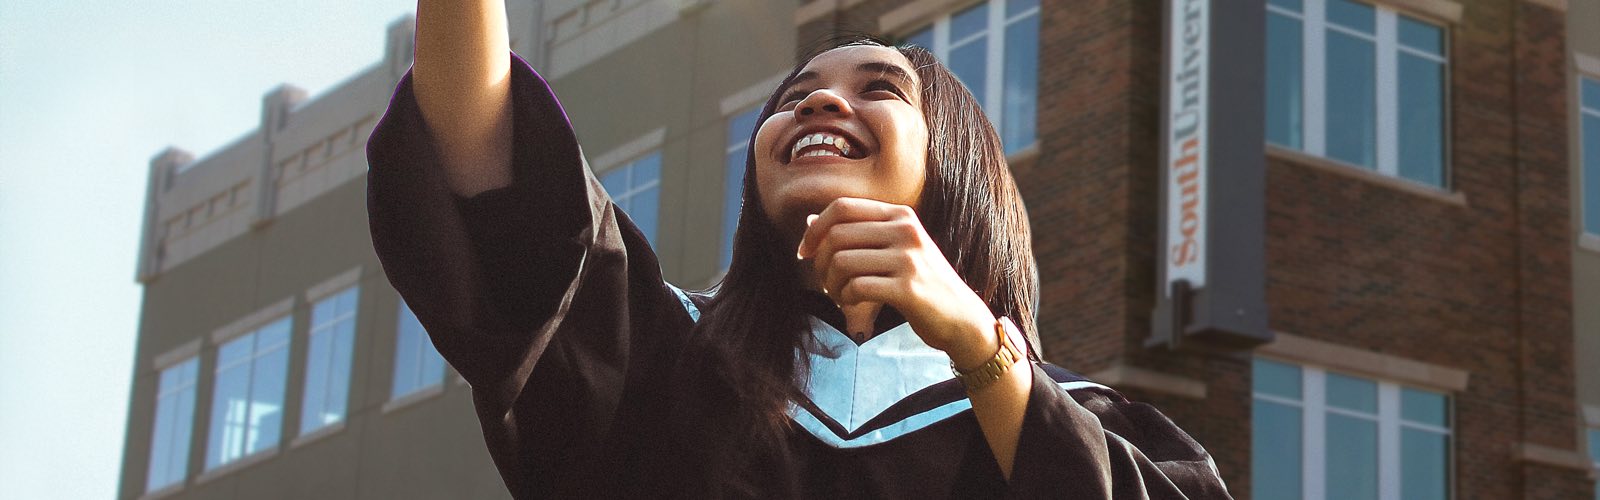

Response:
(1007, 365), (1234, 499)
(365, 51), (693, 498)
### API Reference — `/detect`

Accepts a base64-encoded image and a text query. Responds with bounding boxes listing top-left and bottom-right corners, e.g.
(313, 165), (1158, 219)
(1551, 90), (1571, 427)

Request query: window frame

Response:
(145, 355), (200, 494)
(1579, 75), (1600, 238)
(599, 151), (664, 246)
(721, 106), (762, 271)
(1252, 358), (1455, 500)
(1267, 0), (1453, 188)
(902, 0), (1041, 153)
(387, 300), (447, 406)
(298, 285), (359, 438)
(202, 316), (292, 473)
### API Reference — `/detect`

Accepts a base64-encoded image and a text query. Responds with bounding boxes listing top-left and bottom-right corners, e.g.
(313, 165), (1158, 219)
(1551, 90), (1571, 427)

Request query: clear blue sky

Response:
(0, 1), (416, 497)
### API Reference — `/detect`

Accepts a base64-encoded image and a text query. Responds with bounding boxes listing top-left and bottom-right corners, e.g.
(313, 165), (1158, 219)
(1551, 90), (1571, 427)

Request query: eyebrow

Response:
(785, 61), (918, 92)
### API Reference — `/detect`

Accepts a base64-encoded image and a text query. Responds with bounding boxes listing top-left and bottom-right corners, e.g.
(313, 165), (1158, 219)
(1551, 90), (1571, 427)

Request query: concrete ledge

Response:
(1257, 331), (1470, 392)
(193, 447), (279, 485)
(720, 71), (791, 116)
(289, 420), (346, 450)
(152, 338), (202, 370)
(1576, 53), (1600, 76)
(1579, 233), (1600, 255)
(210, 297), (294, 344)
(794, 0), (839, 26)
(137, 482), (185, 500)
(879, 0), (965, 35)
(1087, 363), (1208, 399)
(1267, 145), (1469, 208)
(1513, 441), (1592, 471)
(1523, 0), (1567, 12)
(304, 266), (361, 303)
(591, 127), (667, 172)
(1377, 0), (1463, 23)
(382, 384), (446, 415)
(1583, 404), (1600, 426)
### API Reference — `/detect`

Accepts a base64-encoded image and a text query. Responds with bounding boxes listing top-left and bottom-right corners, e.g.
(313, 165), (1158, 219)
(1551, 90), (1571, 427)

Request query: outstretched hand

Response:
(796, 197), (998, 369)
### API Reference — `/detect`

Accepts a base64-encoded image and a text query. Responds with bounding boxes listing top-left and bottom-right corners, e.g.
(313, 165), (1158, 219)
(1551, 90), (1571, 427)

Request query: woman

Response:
(367, 1), (1230, 498)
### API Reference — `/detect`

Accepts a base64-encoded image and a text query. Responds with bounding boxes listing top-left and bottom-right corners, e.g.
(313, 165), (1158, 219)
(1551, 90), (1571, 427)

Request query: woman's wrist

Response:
(943, 305), (1006, 372)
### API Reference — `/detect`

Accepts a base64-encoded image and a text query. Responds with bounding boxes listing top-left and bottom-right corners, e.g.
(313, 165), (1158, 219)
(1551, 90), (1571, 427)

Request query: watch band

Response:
(950, 317), (1025, 391)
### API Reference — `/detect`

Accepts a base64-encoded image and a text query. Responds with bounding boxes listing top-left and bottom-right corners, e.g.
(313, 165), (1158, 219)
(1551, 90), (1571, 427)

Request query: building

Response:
(1567, 0), (1600, 496)
(119, 0), (1597, 498)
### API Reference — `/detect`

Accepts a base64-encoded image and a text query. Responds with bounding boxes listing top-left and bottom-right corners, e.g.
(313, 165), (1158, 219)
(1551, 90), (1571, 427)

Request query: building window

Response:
(205, 317), (291, 470)
(1266, 0), (1448, 186)
(1252, 358), (1452, 500)
(146, 357), (198, 492)
(600, 152), (663, 246)
(300, 286), (359, 435)
(904, 0), (1039, 154)
(1589, 426), (1599, 500)
(1581, 77), (1600, 236)
(392, 300), (446, 399)
(722, 107), (762, 269)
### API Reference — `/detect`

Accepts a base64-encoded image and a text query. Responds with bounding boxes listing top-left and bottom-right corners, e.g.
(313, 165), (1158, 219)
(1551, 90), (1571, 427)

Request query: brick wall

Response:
(797, 0), (1588, 497)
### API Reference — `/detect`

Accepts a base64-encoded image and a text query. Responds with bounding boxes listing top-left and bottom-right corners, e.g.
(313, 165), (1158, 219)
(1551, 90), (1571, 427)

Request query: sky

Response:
(0, 1), (417, 497)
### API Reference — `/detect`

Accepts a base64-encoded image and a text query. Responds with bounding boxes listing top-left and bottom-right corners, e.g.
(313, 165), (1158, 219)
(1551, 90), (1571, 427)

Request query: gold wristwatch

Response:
(951, 317), (1025, 391)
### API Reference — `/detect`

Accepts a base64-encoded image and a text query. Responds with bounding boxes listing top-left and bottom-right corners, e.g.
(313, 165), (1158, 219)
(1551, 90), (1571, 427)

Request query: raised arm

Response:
(413, 0), (513, 196)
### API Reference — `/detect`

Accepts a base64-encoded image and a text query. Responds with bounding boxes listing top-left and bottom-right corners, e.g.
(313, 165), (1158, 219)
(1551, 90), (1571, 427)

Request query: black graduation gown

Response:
(365, 51), (1233, 500)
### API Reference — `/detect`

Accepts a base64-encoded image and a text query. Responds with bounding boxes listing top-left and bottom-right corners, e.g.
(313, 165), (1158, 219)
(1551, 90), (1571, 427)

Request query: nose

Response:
(796, 89), (852, 118)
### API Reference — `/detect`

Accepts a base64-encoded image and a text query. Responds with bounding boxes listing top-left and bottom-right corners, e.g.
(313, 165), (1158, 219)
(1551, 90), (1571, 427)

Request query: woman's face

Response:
(753, 46), (929, 239)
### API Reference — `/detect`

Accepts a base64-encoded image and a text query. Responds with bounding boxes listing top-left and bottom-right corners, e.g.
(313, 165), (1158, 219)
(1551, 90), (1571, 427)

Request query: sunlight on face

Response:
(753, 46), (930, 241)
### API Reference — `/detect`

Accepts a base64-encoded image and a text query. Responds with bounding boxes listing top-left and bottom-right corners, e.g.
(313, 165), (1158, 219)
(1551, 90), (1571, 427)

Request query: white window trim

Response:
(145, 356), (199, 495)
(1579, 73), (1600, 239)
(299, 286), (358, 437)
(204, 319), (291, 473)
(1270, 0), (1451, 186)
(391, 302), (446, 401)
(909, 0), (1039, 144)
(1254, 359), (1454, 500)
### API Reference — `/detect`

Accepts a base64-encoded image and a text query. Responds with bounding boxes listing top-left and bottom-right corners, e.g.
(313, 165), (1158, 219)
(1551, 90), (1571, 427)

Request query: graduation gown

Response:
(365, 51), (1233, 499)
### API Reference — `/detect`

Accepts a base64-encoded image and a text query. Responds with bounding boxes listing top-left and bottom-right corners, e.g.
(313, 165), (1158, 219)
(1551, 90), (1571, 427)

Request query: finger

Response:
(837, 275), (902, 309)
(810, 221), (913, 275)
(821, 248), (907, 302)
(798, 198), (910, 259)
(841, 301), (883, 340)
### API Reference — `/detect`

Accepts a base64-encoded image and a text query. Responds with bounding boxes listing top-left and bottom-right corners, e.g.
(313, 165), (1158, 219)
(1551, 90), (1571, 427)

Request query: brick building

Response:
(120, 1), (1597, 498)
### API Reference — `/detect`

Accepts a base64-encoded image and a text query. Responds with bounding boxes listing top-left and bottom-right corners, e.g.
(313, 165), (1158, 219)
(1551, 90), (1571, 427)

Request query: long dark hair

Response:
(667, 37), (1038, 492)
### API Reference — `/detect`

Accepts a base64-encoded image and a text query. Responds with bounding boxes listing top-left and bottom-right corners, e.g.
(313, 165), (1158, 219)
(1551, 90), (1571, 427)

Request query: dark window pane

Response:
(1266, 13), (1304, 149)
(1398, 53), (1445, 186)
(1584, 113), (1600, 235)
(722, 108), (760, 269)
(1325, 31), (1376, 168)
(1251, 401), (1303, 499)
(1253, 358), (1302, 399)
(1583, 78), (1600, 112)
(1401, 428), (1451, 500)
(1326, 413), (1379, 500)
(1269, 0), (1303, 12)
(1401, 387), (1449, 426)
(1327, 0), (1374, 33)
(1326, 372), (1377, 413)
(1002, 10), (1038, 152)
(1398, 16), (1444, 55)
(905, 28), (934, 51)
(633, 184), (660, 246)
(950, 40), (988, 110)
(951, 3), (989, 41)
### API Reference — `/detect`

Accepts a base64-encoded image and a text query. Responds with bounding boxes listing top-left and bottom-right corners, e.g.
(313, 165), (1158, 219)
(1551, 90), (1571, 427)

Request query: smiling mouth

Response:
(788, 131), (868, 161)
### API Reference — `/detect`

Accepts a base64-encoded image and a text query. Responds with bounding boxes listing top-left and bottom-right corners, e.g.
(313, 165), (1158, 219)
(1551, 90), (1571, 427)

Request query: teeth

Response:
(790, 132), (855, 159)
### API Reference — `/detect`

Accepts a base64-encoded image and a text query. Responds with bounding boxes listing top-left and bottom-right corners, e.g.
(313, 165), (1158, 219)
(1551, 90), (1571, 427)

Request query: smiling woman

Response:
(365, 1), (1230, 498)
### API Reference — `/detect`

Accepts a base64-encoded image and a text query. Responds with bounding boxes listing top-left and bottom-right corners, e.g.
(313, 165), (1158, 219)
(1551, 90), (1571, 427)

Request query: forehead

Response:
(796, 46), (919, 85)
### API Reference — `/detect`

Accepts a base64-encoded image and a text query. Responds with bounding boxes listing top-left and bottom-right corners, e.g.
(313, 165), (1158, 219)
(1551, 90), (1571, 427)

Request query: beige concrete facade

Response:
(118, 2), (796, 498)
(1569, 0), (1600, 483)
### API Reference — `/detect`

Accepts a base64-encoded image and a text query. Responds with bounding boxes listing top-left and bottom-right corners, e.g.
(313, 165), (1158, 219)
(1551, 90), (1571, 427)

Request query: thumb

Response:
(841, 301), (883, 341)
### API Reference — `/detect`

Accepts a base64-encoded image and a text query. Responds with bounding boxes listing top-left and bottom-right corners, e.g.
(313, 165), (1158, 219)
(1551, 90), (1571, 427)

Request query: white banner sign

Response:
(1164, 0), (1208, 294)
